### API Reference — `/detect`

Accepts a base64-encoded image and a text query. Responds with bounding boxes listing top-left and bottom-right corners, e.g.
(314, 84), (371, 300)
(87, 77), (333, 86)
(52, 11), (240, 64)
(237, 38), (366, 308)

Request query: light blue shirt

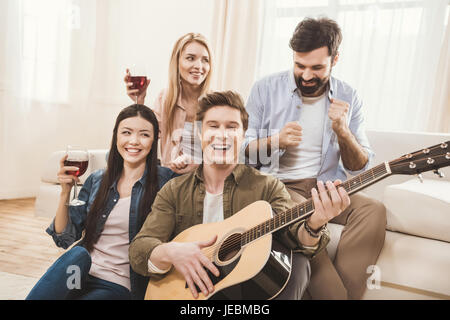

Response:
(244, 69), (374, 182)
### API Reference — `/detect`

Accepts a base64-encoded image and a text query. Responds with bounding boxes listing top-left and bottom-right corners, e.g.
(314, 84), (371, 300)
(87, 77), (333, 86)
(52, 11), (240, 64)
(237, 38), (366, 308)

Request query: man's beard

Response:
(295, 74), (330, 96)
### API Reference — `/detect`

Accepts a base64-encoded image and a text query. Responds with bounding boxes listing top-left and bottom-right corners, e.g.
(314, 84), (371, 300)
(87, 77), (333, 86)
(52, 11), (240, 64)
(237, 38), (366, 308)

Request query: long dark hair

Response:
(83, 104), (159, 252)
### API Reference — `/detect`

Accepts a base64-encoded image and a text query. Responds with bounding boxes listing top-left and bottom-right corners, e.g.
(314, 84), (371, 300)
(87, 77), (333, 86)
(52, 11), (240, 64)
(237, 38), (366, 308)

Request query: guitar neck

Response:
(241, 162), (392, 246)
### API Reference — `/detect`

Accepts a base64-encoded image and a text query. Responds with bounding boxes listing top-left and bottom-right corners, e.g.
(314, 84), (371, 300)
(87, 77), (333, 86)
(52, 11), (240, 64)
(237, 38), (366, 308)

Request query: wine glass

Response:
(129, 75), (147, 104)
(64, 145), (89, 206)
(128, 64), (148, 104)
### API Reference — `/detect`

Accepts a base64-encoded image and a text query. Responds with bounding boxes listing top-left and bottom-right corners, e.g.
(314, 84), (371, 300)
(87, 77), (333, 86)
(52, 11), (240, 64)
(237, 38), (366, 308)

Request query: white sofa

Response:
(328, 130), (450, 300)
(34, 130), (450, 299)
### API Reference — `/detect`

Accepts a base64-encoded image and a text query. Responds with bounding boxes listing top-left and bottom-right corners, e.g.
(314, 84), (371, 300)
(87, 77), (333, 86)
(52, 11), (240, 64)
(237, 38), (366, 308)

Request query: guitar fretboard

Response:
(241, 162), (390, 246)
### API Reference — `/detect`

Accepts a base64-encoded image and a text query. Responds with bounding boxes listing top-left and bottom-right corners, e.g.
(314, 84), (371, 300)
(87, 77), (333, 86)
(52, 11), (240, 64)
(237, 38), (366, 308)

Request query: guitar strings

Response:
(199, 163), (391, 259)
(200, 162), (391, 258)
(201, 146), (448, 258)
(202, 153), (448, 259)
(196, 152), (449, 261)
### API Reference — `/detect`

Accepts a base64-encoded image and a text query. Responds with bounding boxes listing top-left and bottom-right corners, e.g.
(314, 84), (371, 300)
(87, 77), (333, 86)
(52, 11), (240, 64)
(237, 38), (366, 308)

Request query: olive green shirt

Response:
(129, 164), (330, 277)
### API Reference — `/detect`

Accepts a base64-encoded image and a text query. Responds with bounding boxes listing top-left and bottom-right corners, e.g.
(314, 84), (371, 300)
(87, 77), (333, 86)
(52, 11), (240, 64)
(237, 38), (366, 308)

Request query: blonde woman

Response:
(125, 33), (213, 174)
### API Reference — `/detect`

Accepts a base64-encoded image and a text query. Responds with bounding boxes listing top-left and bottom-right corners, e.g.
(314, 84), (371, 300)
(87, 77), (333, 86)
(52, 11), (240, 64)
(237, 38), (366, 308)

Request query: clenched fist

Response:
(275, 121), (303, 150)
(328, 98), (349, 134)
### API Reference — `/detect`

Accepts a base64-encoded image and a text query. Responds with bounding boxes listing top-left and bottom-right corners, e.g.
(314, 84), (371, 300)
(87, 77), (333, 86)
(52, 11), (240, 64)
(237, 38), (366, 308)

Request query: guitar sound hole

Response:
(218, 233), (242, 263)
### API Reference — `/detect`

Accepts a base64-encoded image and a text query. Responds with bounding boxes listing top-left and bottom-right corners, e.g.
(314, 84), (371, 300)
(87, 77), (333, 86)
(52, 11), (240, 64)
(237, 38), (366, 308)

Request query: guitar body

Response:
(145, 201), (292, 300)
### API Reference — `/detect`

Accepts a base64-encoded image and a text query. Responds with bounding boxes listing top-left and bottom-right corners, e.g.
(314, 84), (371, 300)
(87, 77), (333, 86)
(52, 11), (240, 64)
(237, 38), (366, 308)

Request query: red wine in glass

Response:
(65, 146), (89, 206)
(64, 160), (89, 177)
(130, 76), (147, 103)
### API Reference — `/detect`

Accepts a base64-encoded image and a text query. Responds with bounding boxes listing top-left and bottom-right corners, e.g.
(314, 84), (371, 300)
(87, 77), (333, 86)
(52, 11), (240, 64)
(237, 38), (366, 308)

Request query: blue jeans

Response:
(26, 246), (131, 300)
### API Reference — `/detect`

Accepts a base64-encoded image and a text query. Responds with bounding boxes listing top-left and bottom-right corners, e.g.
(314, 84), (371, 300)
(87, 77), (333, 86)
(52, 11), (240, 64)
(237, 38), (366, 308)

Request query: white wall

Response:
(0, 0), (214, 199)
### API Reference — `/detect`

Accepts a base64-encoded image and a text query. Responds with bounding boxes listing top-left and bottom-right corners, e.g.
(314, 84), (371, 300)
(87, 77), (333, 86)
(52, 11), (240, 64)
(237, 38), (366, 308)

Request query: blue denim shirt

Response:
(46, 165), (177, 300)
(244, 69), (374, 182)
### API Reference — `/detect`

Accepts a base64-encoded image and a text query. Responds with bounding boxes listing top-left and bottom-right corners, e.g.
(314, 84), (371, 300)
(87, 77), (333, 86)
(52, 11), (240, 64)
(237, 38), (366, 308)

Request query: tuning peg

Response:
(417, 174), (424, 183)
(434, 169), (445, 178)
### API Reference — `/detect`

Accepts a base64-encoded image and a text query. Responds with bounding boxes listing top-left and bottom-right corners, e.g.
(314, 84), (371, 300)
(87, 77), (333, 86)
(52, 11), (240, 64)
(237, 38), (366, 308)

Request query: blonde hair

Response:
(164, 33), (213, 138)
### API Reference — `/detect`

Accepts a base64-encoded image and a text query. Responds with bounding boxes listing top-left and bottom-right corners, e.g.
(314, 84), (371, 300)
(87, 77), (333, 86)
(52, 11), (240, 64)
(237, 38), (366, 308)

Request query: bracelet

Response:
(304, 218), (325, 238)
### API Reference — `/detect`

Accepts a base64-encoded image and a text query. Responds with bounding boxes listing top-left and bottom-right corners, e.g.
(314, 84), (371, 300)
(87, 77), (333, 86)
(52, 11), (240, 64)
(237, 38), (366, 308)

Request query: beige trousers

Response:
(282, 178), (387, 300)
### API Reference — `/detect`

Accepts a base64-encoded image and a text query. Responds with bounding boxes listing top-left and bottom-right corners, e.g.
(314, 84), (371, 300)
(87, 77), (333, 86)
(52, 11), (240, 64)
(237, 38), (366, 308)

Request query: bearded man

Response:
(244, 17), (386, 300)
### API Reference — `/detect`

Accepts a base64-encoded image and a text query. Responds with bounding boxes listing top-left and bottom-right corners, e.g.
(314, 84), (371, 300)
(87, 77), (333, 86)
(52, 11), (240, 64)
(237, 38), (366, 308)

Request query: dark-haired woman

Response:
(26, 104), (176, 300)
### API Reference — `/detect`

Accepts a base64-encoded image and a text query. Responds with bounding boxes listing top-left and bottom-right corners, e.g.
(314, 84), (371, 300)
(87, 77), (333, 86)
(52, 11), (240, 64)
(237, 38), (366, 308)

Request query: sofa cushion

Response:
(383, 178), (450, 242)
(35, 183), (74, 218)
(327, 224), (450, 299)
(363, 231), (450, 298)
(41, 151), (65, 184)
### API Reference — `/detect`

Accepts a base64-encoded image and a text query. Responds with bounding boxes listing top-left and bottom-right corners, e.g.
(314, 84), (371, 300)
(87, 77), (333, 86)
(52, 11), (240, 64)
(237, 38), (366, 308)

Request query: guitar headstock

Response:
(388, 141), (450, 176)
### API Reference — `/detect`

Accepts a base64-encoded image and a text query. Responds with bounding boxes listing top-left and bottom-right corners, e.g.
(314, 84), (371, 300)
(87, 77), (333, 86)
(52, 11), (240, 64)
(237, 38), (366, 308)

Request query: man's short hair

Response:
(197, 90), (249, 131)
(289, 17), (342, 58)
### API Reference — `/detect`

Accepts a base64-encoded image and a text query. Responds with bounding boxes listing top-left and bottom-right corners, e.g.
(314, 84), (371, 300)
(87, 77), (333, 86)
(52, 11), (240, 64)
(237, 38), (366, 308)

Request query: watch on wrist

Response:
(304, 218), (326, 238)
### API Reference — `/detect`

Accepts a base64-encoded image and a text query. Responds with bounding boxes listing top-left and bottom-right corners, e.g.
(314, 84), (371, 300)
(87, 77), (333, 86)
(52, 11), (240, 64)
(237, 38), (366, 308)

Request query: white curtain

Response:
(429, 10), (450, 133)
(0, 0), (214, 199)
(256, 0), (450, 133)
(210, 0), (265, 101)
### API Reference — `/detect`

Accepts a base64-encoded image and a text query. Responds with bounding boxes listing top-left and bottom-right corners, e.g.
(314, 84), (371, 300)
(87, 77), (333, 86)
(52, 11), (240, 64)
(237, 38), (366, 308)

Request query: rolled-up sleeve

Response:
(45, 174), (94, 249)
(345, 91), (375, 176)
(46, 218), (79, 249)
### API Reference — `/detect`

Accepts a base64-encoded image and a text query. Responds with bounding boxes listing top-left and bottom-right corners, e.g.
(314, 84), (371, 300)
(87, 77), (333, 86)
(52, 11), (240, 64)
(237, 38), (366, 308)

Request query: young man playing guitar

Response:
(245, 17), (386, 299)
(129, 90), (350, 300)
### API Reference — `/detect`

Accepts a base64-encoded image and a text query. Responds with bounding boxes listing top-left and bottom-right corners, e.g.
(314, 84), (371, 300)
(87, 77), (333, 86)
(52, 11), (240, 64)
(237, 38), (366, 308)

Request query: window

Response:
(257, 0), (449, 132)
(20, 0), (73, 103)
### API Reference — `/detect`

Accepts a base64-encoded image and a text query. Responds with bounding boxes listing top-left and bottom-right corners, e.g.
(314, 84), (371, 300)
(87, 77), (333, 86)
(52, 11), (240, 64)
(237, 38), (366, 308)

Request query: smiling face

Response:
(178, 41), (210, 87)
(200, 106), (245, 166)
(293, 46), (338, 97)
(116, 116), (154, 168)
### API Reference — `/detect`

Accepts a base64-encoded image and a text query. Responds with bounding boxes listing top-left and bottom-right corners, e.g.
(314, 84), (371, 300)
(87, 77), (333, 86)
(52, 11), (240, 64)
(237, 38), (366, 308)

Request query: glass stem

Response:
(73, 180), (78, 201)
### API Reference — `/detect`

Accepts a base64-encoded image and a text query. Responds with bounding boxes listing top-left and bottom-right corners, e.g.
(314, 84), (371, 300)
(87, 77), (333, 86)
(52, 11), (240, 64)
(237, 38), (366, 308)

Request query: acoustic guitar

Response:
(145, 141), (450, 300)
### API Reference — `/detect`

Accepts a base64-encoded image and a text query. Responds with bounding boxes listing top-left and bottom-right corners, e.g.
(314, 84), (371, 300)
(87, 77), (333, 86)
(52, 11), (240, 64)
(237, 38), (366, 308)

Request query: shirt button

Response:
(114, 199), (117, 202)
(102, 215), (106, 218)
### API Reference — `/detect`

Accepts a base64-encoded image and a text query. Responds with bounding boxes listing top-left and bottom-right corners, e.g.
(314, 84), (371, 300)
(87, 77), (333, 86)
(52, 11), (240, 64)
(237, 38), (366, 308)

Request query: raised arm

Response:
(54, 154), (80, 233)
(328, 96), (372, 172)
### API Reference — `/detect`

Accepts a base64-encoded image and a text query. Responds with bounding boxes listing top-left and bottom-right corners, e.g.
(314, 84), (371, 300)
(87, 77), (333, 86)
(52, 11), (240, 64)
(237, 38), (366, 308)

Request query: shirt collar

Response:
(289, 68), (298, 94)
(328, 76), (336, 99)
